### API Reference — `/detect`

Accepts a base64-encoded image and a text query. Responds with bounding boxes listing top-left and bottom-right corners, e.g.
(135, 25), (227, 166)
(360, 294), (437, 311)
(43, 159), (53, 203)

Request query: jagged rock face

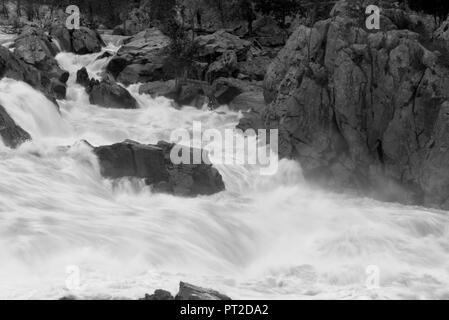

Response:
(14, 27), (68, 99)
(253, 16), (287, 47)
(195, 30), (252, 61)
(240, 0), (449, 208)
(106, 28), (172, 85)
(0, 105), (31, 148)
(50, 24), (105, 55)
(0, 46), (60, 103)
(94, 140), (225, 197)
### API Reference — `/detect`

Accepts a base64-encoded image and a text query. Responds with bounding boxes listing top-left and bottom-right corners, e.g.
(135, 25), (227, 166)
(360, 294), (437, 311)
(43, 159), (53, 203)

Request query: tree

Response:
(405, 0), (449, 24)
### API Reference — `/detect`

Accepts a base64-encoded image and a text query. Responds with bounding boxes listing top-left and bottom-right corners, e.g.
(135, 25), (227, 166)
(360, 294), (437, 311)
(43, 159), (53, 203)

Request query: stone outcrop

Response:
(0, 105), (31, 148)
(141, 282), (231, 301)
(0, 45), (61, 103)
(76, 67), (138, 109)
(238, 0), (449, 208)
(195, 30), (252, 61)
(94, 140), (225, 197)
(13, 27), (69, 99)
(50, 24), (105, 54)
(175, 282), (231, 300)
(106, 28), (172, 85)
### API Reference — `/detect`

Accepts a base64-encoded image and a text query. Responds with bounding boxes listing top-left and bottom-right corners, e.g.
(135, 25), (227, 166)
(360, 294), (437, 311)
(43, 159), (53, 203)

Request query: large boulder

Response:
(238, 0), (449, 208)
(0, 45), (61, 103)
(94, 140), (225, 197)
(212, 77), (263, 105)
(106, 28), (171, 85)
(0, 105), (31, 148)
(13, 27), (68, 99)
(76, 67), (138, 109)
(50, 24), (105, 54)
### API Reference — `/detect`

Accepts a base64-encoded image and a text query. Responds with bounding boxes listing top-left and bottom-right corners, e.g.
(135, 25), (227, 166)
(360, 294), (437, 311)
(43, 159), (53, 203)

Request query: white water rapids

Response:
(1, 33), (449, 300)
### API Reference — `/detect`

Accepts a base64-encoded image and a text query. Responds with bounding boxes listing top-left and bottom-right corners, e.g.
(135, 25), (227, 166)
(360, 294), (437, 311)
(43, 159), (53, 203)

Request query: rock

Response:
(0, 105), (31, 148)
(89, 79), (138, 109)
(0, 46), (60, 103)
(96, 51), (113, 60)
(229, 91), (266, 112)
(206, 50), (238, 83)
(75, 67), (91, 88)
(50, 24), (105, 54)
(140, 290), (174, 301)
(94, 140), (225, 197)
(238, 0), (449, 208)
(175, 282), (231, 301)
(13, 27), (69, 99)
(106, 28), (171, 85)
(76, 67), (138, 109)
(195, 30), (252, 61)
(213, 77), (262, 105)
(138, 80), (178, 99)
(238, 55), (271, 81)
(253, 16), (287, 47)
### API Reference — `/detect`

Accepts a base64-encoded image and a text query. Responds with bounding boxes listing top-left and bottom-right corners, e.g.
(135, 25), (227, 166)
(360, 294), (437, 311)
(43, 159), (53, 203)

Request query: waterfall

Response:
(0, 34), (449, 301)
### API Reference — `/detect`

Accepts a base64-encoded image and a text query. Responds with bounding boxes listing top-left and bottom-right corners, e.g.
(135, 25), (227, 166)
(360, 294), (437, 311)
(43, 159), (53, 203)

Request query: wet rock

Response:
(138, 80), (178, 99)
(238, 0), (449, 208)
(238, 55), (271, 81)
(212, 77), (262, 105)
(0, 45), (60, 103)
(106, 28), (171, 85)
(0, 105), (31, 148)
(13, 27), (69, 99)
(140, 290), (174, 301)
(175, 282), (231, 301)
(76, 67), (138, 109)
(50, 24), (105, 54)
(94, 140), (225, 197)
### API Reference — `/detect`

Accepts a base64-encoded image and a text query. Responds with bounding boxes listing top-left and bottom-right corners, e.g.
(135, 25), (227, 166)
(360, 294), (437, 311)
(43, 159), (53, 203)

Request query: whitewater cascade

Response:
(0, 33), (449, 300)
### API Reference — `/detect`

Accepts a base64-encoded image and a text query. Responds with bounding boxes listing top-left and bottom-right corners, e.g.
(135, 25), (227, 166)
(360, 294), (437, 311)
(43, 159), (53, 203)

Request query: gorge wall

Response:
(239, 0), (449, 209)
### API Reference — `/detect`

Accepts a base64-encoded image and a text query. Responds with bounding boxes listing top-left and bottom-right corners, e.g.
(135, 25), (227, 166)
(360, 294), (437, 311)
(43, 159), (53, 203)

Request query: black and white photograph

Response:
(0, 0), (449, 307)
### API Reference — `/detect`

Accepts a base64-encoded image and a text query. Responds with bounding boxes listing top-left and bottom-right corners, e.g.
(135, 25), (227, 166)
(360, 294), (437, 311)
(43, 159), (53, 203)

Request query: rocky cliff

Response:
(239, 0), (449, 209)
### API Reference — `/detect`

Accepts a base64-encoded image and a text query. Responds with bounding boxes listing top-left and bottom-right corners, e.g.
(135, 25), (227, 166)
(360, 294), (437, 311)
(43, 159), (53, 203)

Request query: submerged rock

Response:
(0, 105), (31, 148)
(140, 290), (174, 301)
(93, 140), (225, 197)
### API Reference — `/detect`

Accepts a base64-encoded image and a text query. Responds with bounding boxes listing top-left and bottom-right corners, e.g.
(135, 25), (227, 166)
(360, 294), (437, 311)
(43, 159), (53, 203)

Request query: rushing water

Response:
(0, 33), (449, 300)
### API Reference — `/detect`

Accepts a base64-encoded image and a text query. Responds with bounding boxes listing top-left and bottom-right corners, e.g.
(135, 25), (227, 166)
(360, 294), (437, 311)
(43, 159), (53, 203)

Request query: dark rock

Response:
(96, 51), (113, 61)
(0, 46), (60, 103)
(138, 80), (178, 99)
(106, 28), (171, 85)
(253, 16), (287, 47)
(13, 27), (69, 99)
(175, 282), (231, 301)
(76, 67), (138, 109)
(50, 24), (105, 55)
(140, 290), (174, 301)
(229, 91), (266, 112)
(0, 105), (31, 148)
(206, 50), (238, 83)
(93, 140), (225, 197)
(239, 0), (449, 208)
(213, 77), (262, 105)
(89, 79), (138, 109)
(237, 55), (271, 81)
(195, 30), (252, 61)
